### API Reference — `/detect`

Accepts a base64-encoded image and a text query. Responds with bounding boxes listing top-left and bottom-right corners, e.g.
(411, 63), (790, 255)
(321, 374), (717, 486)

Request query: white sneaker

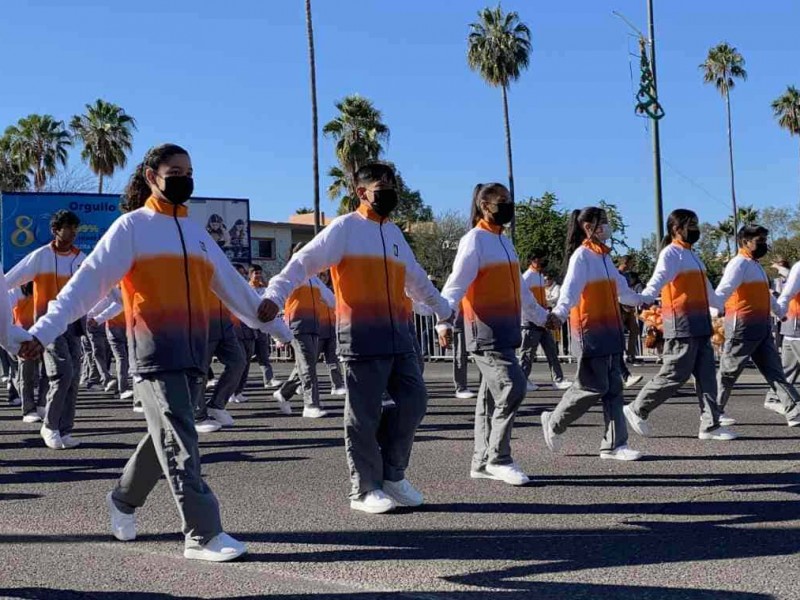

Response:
(698, 426), (737, 440)
(228, 393), (248, 404)
(624, 404), (653, 437)
(208, 408), (234, 427)
(106, 492), (136, 541)
(764, 400), (787, 415)
(120, 390), (134, 400)
(624, 374), (643, 388)
(553, 379), (572, 390)
(470, 467), (497, 480)
(132, 404), (145, 414)
(265, 378), (281, 389)
(272, 390), (292, 415)
(40, 426), (64, 450)
(302, 406), (328, 418)
(485, 462), (530, 486)
(184, 532), (247, 562)
(455, 390), (475, 399)
(600, 445), (642, 461)
(381, 397), (396, 409)
(540, 411), (563, 453)
(383, 479), (424, 507)
(8, 397), (21, 407)
(22, 412), (42, 424)
(205, 379), (218, 390)
(332, 387), (347, 397)
(787, 418), (800, 427)
(350, 490), (396, 514)
(526, 380), (539, 392)
(195, 419), (222, 434)
(61, 435), (81, 449)
(719, 414), (736, 427)
(104, 380), (118, 393)
(36, 406), (46, 420)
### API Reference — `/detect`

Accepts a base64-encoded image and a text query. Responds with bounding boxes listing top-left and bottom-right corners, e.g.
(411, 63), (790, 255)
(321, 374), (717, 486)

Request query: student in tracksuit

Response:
(6, 210), (86, 450)
(715, 225), (800, 427)
(439, 183), (548, 485)
(262, 163), (452, 514)
(92, 287), (135, 404)
(274, 243), (337, 418)
(85, 305), (114, 392)
(317, 270), (346, 396)
(763, 256), (800, 423)
(20, 144), (291, 562)
(540, 207), (647, 460)
(10, 283), (46, 422)
(249, 264), (280, 389)
(624, 209), (736, 441)
(229, 263), (257, 404)
(452, 308), (474, 399)
(520, 251), (571, 392)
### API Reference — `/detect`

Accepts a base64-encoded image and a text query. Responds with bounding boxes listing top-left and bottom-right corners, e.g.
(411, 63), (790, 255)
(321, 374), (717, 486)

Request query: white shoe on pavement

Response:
(184, 532), (247, 562)
(228, 393), (247, 404)
(540, 411), (563, 453)
(485, 462), (530, 486)
(272, 390), (292, 415)
(41, 426), (64, 449)
(624, 404), (653, 437)
(104, 380), (118, 393)
(383, 479), (424, 506)
(526, 380), (538, 392)
(208, 408), (234, 427)
(719, 414), (736, 427)
(553, 379), (572, 390)
(332, 387), (347, 397)
(764, 400), (787, 415)
(455, 389), (475, 399)
(205, 379), (218, 390)
(624, 374), (643, 388)
(600, 445), (642, 461)
(265, 378), (281, 389)
(61, 435), (81, 449)
(106, 492), (136, 542)
(132, 404), (145, 414)
(698, 426), (737, 441)
(350, 490), (396, 514)
(22, 412), (42, 424)
(120, 390), (134, 401)
(195, 419), (222, 434)
(302, 406), (329, 418)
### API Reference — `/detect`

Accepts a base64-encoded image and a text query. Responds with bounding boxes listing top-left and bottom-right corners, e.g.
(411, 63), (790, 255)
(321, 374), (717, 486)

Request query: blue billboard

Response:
(0, 192), (251, 269)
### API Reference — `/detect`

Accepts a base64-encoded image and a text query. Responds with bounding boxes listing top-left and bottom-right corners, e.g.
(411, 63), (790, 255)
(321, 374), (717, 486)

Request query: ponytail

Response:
(469, 182), (509, 227)
(663, 208), (698, 247)
(561, 206), (605, 278)
(469, 184), (485, 226)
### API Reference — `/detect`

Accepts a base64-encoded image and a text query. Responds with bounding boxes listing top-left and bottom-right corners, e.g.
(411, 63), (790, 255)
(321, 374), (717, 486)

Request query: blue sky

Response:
(2, 0), (799, 246)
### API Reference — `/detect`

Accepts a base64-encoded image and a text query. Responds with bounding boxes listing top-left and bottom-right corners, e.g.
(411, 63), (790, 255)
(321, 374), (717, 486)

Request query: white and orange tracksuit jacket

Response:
(284, 276), (336, 336)
(265, 204), (451, 358)
(521, 267), (548, 328)
(640, 240), (722, 339)
(29, 196), (291, 374)
(0, 277), (30, 354)
(715, 249), (782, 341)
(777, 261), (800, 338)
(90, 288), (125, 328)
(552, 240), (644, 358)
(442, 220), (548, 352)
(9, 287), (35, 330)
(6, 243), (86, 328)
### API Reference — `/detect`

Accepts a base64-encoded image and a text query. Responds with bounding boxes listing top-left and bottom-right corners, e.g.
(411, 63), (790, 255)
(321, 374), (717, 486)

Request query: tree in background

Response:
(737, 204), (759, 226)
(772, 85), (800, 202)
(390, 168), (433, 229)
(295, 207), (313, 214)
(0, 135), (29, 191)
(410, 211), (469, 284)
(467, 5), (531, 237)
(70, 99), (136, 193)
(598, 200), (629, 251)
(715, 218), (736, 257)
(514, 192), (568, 276)
(3, 114), (71, 191)
(43, 166), (97, 193)
(700, 42), (747, 232)
(323, 95), (389, 212)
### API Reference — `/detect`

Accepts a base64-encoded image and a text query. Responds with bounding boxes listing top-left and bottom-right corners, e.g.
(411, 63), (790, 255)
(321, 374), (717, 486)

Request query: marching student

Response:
(229, 263), (256, 404)
(249, 264), (280, 389)
(261, 162), (452, 514)
(520, 251), (571, 391)
(93, 287), (136, 406)
(273, 242), (336, 418)
(317, 270), (346, 396)
(439, 183), (549, 486)
(86, 304), (115, 392)
(19, 143), (290, 562)
(10, 282), (45, 422)
(540, 206), (646, 461)
(6, 210), (86, 450)
(624, 209), (735, 441)
(714, 225), (799, 426)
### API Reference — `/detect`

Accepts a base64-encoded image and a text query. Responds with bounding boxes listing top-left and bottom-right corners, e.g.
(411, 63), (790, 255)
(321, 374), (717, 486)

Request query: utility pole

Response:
(647, 0), (664, 249)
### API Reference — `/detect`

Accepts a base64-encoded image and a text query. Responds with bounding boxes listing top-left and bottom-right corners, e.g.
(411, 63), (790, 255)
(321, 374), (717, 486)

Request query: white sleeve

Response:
(94, 296), (124, 325)
(411, 298), (435, 317)
(29, 219), (135, 347)
(614, 268), (646, 307)
(5, 250), (39, 289)
(88, 295), (113, 320)
(771, 294), (785, 319)
(715, 258), (744, 305)
(552, 251), (586, 322)
(641, 247), (677, 302)
(0, 270), (31, 354)
(520, 282), (548, 326)
(778, 264), (800, 314)
(400, 235), (451, 321)
(441, 233), (480, 312)
(312, 277), (336, 308)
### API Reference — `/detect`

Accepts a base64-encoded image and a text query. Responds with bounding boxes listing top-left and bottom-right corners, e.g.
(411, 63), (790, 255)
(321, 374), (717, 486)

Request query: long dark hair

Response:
(469, 182), (509, 226)
(121, 143), (189, 212)
(562, 206), (606, 277)
(663, 208), (698, 247)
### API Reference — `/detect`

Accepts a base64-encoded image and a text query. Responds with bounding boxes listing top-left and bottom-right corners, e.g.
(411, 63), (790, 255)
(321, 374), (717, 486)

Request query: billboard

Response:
(0, 192), (251, 269)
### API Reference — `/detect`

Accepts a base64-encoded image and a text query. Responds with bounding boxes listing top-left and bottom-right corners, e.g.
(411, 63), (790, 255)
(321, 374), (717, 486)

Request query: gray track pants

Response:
(343, 353), (427, 499)
(520, 326), (564, 382)
(87, 322), (112, 385)
(235, 336), (255, 395)
(111, 370), (222, 547)
(630, 336), (721, 433)
(453, 329), (469, 392)
(18, 358), (46, 415)
(43, 331), (81, 435)
(761, 337), (800, 420)
(319, 335), (344, 390)
(80, 335), (98, 386)
(198, 326), (246, 419)
(106, 324), (130, 394)
(550, 354), (627, 452)
(279, 334), (320, 408)
(471, 348), (527, 471)
(254, 331), (274, 385)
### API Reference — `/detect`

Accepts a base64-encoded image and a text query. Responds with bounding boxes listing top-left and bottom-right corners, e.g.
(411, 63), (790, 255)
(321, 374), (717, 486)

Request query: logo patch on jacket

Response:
(199, 241), (207, 252)
(393, 244), (399, 257)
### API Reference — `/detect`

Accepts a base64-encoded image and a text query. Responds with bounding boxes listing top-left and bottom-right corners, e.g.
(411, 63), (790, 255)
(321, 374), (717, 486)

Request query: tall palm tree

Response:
(467, 5), (531, 237)
(0, 135), (30, 191)
(700, 43), (747, 233)
(3, 114), (71, 191)
(716, 218), (735, 257)
(305, 0), (321, 233)
(322, 95), (389, 211)
(326, 166), (355, 214)
(772, 85), (800, 202)
(70, 99), (136, 193)
(737, 205), (759, 227)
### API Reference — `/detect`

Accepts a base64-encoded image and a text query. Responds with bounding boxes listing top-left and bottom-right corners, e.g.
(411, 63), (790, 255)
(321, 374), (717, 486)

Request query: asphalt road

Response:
(0, 360), (798, 600)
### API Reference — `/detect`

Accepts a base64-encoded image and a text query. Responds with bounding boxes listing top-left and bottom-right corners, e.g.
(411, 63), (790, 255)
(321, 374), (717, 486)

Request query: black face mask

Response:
(684, 228), (701, 244)
(490, 203), (515, 226)
(752, 242), (769, 259)
(370, 189), (398, 217)
(160, 175), (194, 205)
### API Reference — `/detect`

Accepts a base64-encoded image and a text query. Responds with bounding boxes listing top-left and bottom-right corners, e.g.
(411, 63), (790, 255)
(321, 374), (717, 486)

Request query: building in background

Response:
(250, 212), (333, 276)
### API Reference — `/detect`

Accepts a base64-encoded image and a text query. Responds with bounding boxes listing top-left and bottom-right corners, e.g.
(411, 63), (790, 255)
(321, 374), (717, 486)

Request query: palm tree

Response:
(737, 204), (759, 227)
(0, 135), (30, 191)
(326, 166), (355, 214)
(322, 95), (389, 210)
(716, 218), (735, 257)
(305, 0), (321, 233)
(467, 5), (531, 236)
(3, 114), (71, 191)
(70, 99), (136, 193)
(700, 42), (747, 233)
(772, 85), (800, 202)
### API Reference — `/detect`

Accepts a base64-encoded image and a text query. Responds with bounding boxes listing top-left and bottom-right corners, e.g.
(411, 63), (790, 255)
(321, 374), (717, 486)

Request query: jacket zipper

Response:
(172, 204), (197, 366)
(498, 234), (520, 319)
(379, 221), (397, 353)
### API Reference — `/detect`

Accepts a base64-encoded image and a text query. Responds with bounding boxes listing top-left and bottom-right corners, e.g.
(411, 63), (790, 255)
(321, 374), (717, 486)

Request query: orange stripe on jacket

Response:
(331, 254), (410, 328)
(13, 295), (34, 329)
(462, 262), (521, 324)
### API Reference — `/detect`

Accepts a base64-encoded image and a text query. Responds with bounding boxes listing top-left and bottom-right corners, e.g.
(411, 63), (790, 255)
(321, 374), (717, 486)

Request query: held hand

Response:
(257, 299), (280, 322)
(438, 329), (453, 350)
(545, 313), (562, 330)
(88, 318), (98, 328)
(18, 338), (44, 361)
